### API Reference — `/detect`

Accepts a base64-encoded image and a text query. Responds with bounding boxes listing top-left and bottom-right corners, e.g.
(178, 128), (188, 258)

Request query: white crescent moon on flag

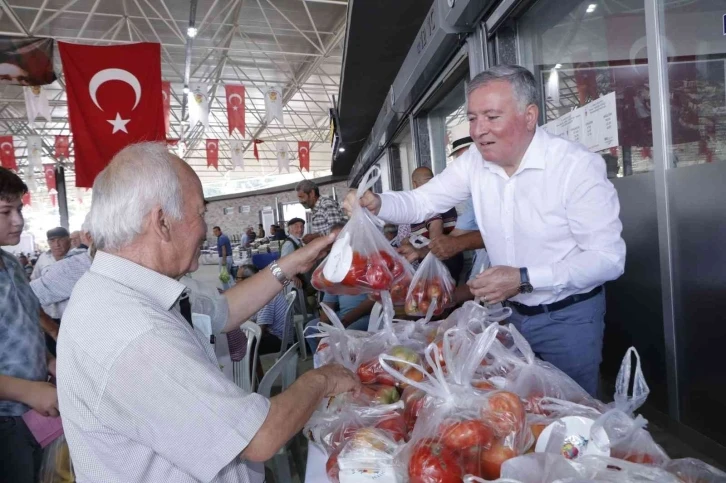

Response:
(208, 141), (217, 151)
(89, 68), (142, 111)
(228, 93), (242, 105)
(0, 141), (12, 152)
(299, 146), (309, 155)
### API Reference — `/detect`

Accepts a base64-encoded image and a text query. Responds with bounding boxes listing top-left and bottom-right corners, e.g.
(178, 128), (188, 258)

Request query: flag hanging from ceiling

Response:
(24, 86), (51, 124)
(0, 37), (56, 85)
(22, 192), (31, 206)
(230, 140), (244, 169)
(189, 83), (209, 130)
(0, 135), (16, 170)
(253, 139), (264, 162)
(58, 42), (165, 188)
(276, 142), (289, 173)
(225, 84), (245, 135)
(23, 167), (37, 192)
(264, 87), (283, 125)
(298, 141), (310, 172)
(27, 135), (43, 169)
(162, 80), (171, 135)
(43, 164), (56, 191)
(206, 139), (218, 169)
(54, 135), (70, 158)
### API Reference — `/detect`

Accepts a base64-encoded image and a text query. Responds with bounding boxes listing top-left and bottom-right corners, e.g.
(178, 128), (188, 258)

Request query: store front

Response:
(341, 0), (726, 460)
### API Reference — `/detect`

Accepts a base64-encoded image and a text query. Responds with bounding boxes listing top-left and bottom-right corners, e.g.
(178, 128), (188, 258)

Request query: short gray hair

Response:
(468, 65), (539, 111)
(81, 212), (92, 234)
(90, 142), (183, 250)
(295, 179), (319, 196)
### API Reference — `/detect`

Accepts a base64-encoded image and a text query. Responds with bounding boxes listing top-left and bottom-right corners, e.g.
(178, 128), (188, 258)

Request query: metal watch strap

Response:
(269, 261), (291, 287)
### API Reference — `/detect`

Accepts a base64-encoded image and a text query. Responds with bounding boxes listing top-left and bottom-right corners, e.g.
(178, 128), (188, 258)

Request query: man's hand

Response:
(342, 189), (381, 217)
(47, 357), (57, 378)
(279, 233), (335, 276)
(397, 244), (425, 263)
(25, 381), (59, 417)
(429, 235), (463, 260)
(467, 266), (521, 305)
(302, 233), (321, 244)
(312, 363), (361, 397)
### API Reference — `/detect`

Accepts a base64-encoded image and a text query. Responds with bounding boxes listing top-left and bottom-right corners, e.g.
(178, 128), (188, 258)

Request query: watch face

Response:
(520, 283), (534, 294)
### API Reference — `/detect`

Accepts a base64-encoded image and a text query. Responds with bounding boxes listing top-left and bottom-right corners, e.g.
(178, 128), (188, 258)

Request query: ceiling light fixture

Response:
(586, 4), (597, 13)
(183, 86), (190, 94)
(187, 26), (198, 38)
(338, 147), (345, 153)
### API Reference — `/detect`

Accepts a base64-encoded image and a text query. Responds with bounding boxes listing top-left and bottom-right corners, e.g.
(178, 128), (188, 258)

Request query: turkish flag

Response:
(0, 136), (16, 170)
(253, 139), (264, 162)
(298, 141), (310, 171)
(58, 42), (165, 188)
(43, 164), (56, 191)
(162, 81), (171, 135)
(225, 84), (245, 135)
(54, 135), (70, 158)
(206, 139), (219, 169)
(22, 193), (31, 206)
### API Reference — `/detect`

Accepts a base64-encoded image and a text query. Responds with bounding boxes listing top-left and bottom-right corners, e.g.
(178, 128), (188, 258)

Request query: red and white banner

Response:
(206, 139), (219, 169)
(253, 139), (263, 162)
(225, 84), (245, 135)
(162, 80), (171, 135)
(22, 192), (31, 206)
(58, 42), (165, 187)
(43, 164), (56, 191)
(298, 141), (310, 172)
(0, 136), (16, 170)
(54, 135), (70, 158)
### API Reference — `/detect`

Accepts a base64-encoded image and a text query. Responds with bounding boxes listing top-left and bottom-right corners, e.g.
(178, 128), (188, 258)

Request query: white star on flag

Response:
(107, 113), (130, 133)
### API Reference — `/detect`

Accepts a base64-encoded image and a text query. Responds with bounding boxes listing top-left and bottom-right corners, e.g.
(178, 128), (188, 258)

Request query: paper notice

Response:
(543, 92), (619, 152)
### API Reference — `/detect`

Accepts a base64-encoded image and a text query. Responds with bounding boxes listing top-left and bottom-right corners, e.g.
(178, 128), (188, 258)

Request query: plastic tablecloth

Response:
(251, 252), (280, 270)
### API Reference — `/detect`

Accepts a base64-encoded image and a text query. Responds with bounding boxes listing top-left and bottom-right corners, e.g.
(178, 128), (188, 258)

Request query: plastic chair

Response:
(292, 288), (311, 360)
(257, 342), (300, 482)
(275, 290), (298, 360)
(232, 321), (261, 393)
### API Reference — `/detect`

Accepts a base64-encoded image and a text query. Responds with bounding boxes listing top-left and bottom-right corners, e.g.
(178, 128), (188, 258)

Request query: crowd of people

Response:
(0, 65), (626, 482)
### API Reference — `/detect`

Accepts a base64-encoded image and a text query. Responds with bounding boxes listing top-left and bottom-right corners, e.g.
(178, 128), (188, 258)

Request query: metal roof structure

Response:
(0, 0), (347, 215)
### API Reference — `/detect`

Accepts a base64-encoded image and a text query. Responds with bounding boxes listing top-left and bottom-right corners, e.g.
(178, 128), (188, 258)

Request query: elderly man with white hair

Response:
(56, 143), (358, 483)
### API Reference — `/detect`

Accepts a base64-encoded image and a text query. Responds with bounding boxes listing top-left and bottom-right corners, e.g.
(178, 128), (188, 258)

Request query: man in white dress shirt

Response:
(346, 65), (625, 396)
(57, 142), (358, 483)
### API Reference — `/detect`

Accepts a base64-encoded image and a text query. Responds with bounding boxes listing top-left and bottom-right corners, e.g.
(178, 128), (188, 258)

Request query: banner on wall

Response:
(0, 36), (56, 85)
(297, 141), (310, 171)
(264, 87), (283, 125)
(206, 139), (218, 169)
(276, 142), (289, 173)
(54, 135), (70, 158)
(26, 135), (43, 169)
(189, 83), (209, 130)
(43, 164), (56, 191)
(24, 86), (51, 123)
(230, 140), (244, 169)
(225, 84), (245, 135)
(0, 135), (16, 170)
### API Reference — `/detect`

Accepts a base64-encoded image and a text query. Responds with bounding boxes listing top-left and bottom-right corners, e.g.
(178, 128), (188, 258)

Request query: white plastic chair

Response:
(275, 290), (298, 360)
(257, 342), (300, 482)
(292, 288), (311, 360)
(232, 321), (261, 393)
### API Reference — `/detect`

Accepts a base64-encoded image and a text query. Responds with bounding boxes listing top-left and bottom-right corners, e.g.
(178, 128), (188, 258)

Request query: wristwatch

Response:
(269, 261), (291, 287)
(519, 267), (534, 294)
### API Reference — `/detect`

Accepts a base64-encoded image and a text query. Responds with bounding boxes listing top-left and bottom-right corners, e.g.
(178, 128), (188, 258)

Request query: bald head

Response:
(412, 167), (434, 189)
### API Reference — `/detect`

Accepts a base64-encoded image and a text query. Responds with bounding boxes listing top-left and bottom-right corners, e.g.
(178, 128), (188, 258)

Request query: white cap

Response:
(449, 122), (473, 156)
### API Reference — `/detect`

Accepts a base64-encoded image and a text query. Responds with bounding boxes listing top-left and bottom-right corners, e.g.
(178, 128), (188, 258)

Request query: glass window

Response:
(662, 1), (725, 168)
(281, 202), (310, 234)
(519, 0), (653, 178)
(394, 128), (414, 191)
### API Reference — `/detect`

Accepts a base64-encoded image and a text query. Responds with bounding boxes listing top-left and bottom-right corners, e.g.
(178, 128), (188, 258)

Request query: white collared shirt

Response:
(378, 128), (626, 306)
(57, 251), (269, 483)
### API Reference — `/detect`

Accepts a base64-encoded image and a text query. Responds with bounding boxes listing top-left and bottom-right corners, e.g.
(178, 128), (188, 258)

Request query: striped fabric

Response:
(255, 291), (291, 341)
(57, 251), (269, 483)
(30, 250), (92, 319)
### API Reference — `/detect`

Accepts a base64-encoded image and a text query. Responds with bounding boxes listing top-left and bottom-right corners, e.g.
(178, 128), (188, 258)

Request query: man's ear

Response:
(149, 206), (172, 242)
(525, 103), (539, 131)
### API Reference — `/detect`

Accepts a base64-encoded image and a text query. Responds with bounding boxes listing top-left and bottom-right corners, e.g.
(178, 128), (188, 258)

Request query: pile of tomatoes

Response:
(313, 249), (408, 295)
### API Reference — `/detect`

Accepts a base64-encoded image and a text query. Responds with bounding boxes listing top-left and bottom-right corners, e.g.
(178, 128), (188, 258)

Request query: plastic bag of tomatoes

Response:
(370, 258), (415, 307)
(405, 251), (456, 318)
(664, 458), (726, 483)
(379, 324), (533, 482)
(325, 427), (405, 483)
(312, 167), (410, 296)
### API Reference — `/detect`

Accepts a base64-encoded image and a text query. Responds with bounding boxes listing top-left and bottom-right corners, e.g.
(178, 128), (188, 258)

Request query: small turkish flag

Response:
(206, 139), (219, 169)
(162, 81), (171, 135)
(55, 135), (70, 158)
(43, 164), (56, 191)
(22, 193), (31, 206)
(0, 136), (16, 170)
(253, 139), (264, 162)
(298, 141), (310, 171)
(225, 84), (245, 135)
(58, 42), (165, 188)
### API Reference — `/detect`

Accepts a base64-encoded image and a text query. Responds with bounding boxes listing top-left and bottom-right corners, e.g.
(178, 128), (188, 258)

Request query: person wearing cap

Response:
(30, 227), (72, 281)
(281, 218), (305, 258)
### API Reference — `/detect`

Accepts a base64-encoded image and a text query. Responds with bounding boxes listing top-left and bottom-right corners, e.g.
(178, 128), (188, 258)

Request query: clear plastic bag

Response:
(404, 250), (456, 318)
(326, 427), (405, 483)
(664, 457), (726, 482)
(218, 265), (230, 284)
(312, 167), (409, 296)
(40, 435), (75, 483)
(370, 257), (416, 306)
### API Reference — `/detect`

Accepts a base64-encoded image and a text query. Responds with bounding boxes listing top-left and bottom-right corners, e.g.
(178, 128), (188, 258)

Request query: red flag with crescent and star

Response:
(0, 136), (16, 170)
(162, 81), (171, 135)
(43, 164), (56, 191)
(54, 135), (70, 158)
(58, 42), (165, 188)
(298, 141), (310, 171)
(225, 84), (245, 135)
(206, 139), (219, 170)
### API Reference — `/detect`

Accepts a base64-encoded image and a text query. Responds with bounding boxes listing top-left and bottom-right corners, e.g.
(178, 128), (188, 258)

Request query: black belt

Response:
(506, 286), (602, 316)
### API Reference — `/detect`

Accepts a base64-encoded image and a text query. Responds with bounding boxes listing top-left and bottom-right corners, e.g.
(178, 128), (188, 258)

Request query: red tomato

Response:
(390, 276), (411, 304)
(342, 252), (368, 287)
(418, 300), (431, 315)
(480, 440), (516, 480)
(483, 391), (526, 436)
(366, 261), (393, 290)
(427, 282), (443, 300)
(374, 413), (407, 442)
(472, 380), (495, 391)
(530, 423), (546, 443)
(402, 386), (426, 433)
(356, 359), (396, 386)
(612, 451), (657, 465)
(409, 439), (463, 483)
(412, 282), (426, 301)
(440, 419), (494, 450)
(399, 367), (426, 390)
(312, 265), (332, 289)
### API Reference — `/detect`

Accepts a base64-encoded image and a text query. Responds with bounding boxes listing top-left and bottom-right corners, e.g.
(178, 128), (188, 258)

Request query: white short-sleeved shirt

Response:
(57, 251), (270, 483)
